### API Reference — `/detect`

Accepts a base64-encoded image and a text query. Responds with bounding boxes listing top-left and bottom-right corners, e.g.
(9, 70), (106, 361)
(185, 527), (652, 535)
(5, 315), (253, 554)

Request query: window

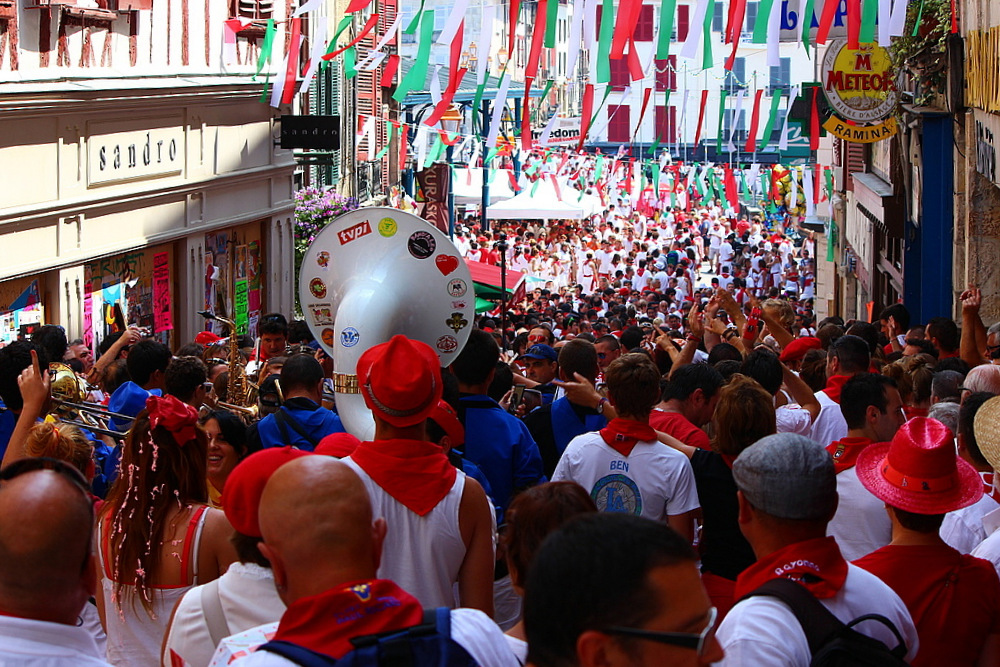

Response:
(743, 1), (757, 38)
(769, 110), (787, 142)
(655, 55), (677, 91)
(769, 57), (790, 93)
(723, 104), (747, 141)
(727, 57), (746, 91)
(607, 104), (632, 143)
(655, 105), (677, 143)
(610, 56), (630, 91)
(233, 0), (272, 20)
(712, 1), (724, 32)
(635, 4), (655, 41)
(675, 4), (689, 41)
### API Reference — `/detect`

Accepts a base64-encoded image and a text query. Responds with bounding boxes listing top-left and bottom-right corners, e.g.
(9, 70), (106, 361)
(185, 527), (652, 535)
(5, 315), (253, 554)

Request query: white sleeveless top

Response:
(98, 505), (209, 667)
(343, 457), (466, 609)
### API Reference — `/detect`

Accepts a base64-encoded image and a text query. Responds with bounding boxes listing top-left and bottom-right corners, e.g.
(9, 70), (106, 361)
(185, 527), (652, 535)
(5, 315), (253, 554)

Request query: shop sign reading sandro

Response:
(822, 39), (899, 143)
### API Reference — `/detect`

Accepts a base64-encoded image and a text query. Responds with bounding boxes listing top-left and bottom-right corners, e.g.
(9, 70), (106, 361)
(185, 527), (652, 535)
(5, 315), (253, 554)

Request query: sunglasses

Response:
(604, 607), (718, 658)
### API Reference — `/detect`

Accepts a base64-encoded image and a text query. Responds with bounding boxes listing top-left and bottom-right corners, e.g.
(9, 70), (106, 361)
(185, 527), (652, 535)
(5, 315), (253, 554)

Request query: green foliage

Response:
(888, 0), (951, 107)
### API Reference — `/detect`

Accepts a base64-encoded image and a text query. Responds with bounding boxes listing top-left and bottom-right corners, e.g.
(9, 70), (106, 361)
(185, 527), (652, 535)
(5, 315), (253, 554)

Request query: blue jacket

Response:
(253, 397), (344, 451)
(457, 395), (546, 518)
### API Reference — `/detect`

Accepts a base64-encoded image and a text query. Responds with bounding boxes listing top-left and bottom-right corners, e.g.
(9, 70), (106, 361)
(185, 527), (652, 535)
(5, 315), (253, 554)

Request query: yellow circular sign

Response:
(821, 40), (898, 123)
(378, 217), (397, 238)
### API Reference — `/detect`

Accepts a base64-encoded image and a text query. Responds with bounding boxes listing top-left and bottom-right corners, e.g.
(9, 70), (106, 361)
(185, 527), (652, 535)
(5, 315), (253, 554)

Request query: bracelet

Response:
(686, 335), (702, 343)
(596, 397), (609, 414)
(723, 327), (738, 338)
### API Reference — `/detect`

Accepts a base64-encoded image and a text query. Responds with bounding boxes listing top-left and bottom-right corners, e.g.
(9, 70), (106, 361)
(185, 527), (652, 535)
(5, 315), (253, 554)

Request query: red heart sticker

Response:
(435, 255), (459, 275)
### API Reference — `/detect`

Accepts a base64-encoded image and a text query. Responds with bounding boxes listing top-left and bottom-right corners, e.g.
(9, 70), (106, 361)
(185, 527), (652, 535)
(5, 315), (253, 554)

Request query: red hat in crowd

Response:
(223, 446), (312, 537)
(357, 335), (443, 428)
(856, 417), (982, 515)
(195, 331), (222, 345)
(429, 400), (464, 448)
(315, 432), (362, 458)
(779, 337), (822, 363)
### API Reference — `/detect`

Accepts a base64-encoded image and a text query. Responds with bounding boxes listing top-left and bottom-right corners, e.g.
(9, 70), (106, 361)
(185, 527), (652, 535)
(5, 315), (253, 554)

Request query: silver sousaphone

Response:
(298, 208), (476, 440)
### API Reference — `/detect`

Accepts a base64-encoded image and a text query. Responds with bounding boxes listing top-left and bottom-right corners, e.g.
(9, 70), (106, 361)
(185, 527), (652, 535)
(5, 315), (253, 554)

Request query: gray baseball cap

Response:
(732, 433), (837, 521)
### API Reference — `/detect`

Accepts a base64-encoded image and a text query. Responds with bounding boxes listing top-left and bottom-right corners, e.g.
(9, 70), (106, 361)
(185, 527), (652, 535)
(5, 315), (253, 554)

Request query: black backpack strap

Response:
(740, 578), (847, 655)
(276, 408), (321, 449)
(258, 640), (340, 667)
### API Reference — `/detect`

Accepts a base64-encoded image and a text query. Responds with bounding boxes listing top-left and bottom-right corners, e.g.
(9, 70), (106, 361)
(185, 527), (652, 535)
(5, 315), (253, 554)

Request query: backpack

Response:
(741, 578), (911, 666)
(257, 607), (478, 667)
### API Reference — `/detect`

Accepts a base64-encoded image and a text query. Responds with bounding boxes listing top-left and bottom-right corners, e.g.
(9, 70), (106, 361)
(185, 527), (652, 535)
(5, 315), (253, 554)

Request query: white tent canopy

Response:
(485, 178), (587, 220)
(453, 168), (516, 205)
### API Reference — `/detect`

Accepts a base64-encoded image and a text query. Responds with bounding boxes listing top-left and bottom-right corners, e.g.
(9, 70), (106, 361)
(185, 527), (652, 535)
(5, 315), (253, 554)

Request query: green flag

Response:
(757, 90), (783, 152)
(656, 0), (677, 60)
(596, 0), (614, 83)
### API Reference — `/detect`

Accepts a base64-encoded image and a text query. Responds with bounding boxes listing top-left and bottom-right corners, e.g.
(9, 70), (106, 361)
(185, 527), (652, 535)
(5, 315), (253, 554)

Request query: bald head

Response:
(259, 457), (381, 602)
(964, 364), (1000, 396)
(0, 469), (94, 624)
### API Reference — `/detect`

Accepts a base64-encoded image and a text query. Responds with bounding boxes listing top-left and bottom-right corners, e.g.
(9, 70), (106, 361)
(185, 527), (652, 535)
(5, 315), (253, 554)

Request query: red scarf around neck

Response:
(734, 536), (848, 600)
(349, 439), (457, 516)
(826, 437), (874, 475)
(600, 418), (657, 457)
(822, 375), (851, 404)
(273, 579), (423, 659)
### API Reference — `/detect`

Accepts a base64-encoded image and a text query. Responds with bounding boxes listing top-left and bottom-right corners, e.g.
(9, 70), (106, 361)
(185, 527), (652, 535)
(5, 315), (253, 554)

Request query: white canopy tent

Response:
(452, 168), (516, 205)
(485, 178), (587, 220)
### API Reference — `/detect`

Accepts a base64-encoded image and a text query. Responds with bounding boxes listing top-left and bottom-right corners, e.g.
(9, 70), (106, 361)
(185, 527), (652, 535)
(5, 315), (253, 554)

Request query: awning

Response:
(465, 259), (525, 300)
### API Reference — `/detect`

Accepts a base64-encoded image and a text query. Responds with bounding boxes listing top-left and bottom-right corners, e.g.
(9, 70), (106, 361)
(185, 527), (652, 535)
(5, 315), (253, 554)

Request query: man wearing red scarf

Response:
(343, 335), (495, 616)
(552, 353), (700, 543)
(715, 433), (918, 666)
(242, 457), (516, 667)
(825, 374), (905, 561)
(804, 335), (870, 448)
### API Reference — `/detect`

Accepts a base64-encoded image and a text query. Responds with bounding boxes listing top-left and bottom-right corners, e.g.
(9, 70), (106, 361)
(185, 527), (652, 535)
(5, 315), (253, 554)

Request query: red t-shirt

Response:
(854, 543), (1000, 667)
(649, 409), (711, 451)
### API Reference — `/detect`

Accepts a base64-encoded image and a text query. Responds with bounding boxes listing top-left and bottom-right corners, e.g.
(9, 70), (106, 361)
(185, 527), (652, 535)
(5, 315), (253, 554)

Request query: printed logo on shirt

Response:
(591, 474), (642, 516)
(349, 583), (372, 601)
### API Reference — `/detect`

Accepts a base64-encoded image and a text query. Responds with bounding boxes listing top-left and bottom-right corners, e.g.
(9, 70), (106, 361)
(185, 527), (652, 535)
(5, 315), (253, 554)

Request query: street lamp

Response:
(441, 104), (463, 239)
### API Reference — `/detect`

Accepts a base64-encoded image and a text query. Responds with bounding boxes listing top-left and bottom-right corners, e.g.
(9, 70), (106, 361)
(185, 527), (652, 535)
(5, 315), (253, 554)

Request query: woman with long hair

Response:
(96, 394), (236, 666)
(201, 410), (249, 509)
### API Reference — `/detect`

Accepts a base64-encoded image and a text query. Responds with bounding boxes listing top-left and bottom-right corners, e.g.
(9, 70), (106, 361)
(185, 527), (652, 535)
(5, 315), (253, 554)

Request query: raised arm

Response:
(2, 350), (49, 469)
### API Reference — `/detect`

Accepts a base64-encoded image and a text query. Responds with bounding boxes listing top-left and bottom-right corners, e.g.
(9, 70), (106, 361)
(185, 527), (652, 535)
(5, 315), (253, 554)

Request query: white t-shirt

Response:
(0, 615), (112, 667)
(972, 509), (1000, 578)
(775, 403), (812, 436)
(223, 608), (520, 667)
(941, 492), (1000, 554)
(807, 391), (848, 449)
(716, 564), (919, 666)
(551, 431), (700, 522)
(826, 467), (892, 561)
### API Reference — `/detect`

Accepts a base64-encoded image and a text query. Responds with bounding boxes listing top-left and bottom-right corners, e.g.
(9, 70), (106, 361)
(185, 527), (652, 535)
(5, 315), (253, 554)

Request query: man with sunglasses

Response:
(524, 513), (723, 667)
(0, 459), (111, 665)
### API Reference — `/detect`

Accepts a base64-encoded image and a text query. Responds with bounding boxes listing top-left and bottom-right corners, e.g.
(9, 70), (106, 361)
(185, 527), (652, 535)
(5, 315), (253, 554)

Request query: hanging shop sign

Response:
(973, 110), (1000, 190)
(821, 39), (899, 143)
(280, 115), (342, 150)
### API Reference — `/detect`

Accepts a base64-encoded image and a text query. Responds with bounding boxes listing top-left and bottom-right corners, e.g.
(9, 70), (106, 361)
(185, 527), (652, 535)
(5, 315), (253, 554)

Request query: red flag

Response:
(345, 0), (373, 12)
(381, 54), (400, 87)
(322, 12), (379, 60)
(280, 18), (303, 105)
(724, 167), (739, 210)
(815, 0), (841, 44)
(635, 87), (653, 138)
(611, 0), (643, 59)
(551, 174), (563, 200)
(398, 122), (408, 165)
(425, 68), (468, 125)
(813, 163), (822, 204)
(846, 0), (861, 49)
(694, 90), (709, 146)
(744, 89), (764, 152)
(509, 170), (521, 192)
(810, 86), (820, 151)
(626, 38), (644, 81)
(525, 0), (547, 79)
(521, 89), (534, 151)
(724, 0), (747, 69)
(579, 84), (595, 152)
(508, 0), (520, 58)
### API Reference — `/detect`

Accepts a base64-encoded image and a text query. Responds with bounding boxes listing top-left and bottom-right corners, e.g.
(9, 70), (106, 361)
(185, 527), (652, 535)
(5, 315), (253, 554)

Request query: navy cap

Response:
(519, 344), (558, 362)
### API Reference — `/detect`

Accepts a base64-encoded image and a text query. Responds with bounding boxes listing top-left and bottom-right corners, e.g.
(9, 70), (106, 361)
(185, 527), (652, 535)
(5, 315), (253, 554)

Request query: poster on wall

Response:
(152, 252), (173, 334)
(0, 278), (44, 346)
(204, 227), (264, 339)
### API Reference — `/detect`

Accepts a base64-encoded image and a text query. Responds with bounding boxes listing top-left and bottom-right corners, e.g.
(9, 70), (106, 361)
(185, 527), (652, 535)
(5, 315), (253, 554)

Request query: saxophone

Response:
(199, 311), (257, 419)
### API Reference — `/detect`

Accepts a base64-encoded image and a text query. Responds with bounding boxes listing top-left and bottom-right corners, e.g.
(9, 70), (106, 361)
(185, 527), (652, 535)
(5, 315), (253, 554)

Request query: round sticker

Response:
(340, 327), (360, 348)
(407, 231), (436, 259)
(378, 217), (398, 238)
(436, 335), (459, 353)
(447, 279), (468, 297)
(309, 278), (327, 299)
(316, 251), (330, 268)
(321, 328), (335, 348)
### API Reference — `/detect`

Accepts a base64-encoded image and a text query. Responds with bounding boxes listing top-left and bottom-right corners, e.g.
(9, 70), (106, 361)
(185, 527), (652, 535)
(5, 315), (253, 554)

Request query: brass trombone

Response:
(48, 363), (132, 440)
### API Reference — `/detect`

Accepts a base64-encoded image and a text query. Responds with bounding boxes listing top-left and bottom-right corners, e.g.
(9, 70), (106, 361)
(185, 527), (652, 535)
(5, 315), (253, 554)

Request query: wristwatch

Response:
(597, 397), (608, 414)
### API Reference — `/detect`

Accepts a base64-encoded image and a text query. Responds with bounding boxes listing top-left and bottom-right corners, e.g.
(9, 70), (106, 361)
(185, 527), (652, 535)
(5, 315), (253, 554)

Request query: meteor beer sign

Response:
(821, 39), (899, 142)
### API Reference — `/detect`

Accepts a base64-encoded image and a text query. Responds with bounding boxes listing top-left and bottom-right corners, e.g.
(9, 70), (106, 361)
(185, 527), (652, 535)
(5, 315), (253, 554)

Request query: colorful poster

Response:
(234, 279), (249, 335)
(235, 245), (248, 280)
(152, 252), (173, 333)
(248, 241), (261, 291)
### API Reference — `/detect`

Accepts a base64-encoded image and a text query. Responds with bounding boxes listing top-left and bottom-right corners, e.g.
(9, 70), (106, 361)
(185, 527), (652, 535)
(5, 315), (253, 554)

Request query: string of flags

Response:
(240, 0), (923, 152)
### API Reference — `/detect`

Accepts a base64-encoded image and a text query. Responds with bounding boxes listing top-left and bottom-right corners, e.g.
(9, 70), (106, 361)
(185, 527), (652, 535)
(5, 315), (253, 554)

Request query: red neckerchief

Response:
(821, 375), (851, 404)
(826, 437), (874, 475)
(272, 579), (423, 659)
(349, 439), (457, 516)
(903, 405), (928, 420)
(599, 418), (657, 457)
(734, 536), (849, 600)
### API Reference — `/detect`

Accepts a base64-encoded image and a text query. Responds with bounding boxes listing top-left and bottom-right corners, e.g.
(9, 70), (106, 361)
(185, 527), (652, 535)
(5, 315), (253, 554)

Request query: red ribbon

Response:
(694, 89), (710, 147)
(815, 0), (841, 44)
(345, 0), (374, 13)
(745, 89), (764, 152)
(846, 0), (861, 49)
(380, 54), (400, 88)
(280, 18), (303, 105)
(810, 86), (820, 151)
(724, 166), (739, 211)
(579, 83), (595, 152)
(611, 0), (642, 59)
(322, 13), (379, 61)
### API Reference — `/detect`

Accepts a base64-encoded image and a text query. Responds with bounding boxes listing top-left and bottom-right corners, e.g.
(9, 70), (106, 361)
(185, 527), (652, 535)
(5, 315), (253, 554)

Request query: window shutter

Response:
(610, 57), (630, 91)
(845, 141), (867, 191)
(607, 105), (631, 143)
(635, 4), (654, 41)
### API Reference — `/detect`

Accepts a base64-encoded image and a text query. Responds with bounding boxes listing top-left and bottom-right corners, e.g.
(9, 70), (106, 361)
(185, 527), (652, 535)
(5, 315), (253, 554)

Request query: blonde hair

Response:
(24, 421), (94, 478)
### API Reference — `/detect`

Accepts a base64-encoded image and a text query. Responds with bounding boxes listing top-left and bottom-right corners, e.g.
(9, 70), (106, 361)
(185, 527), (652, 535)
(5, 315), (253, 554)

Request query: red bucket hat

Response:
(856, 417), (982, 515)
(357, 335), (443, 428)
(222, 446), (312, 537)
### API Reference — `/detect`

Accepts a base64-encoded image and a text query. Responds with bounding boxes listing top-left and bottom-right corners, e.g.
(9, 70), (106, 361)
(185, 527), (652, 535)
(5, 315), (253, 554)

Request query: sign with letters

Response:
(88, 119), (184, 187)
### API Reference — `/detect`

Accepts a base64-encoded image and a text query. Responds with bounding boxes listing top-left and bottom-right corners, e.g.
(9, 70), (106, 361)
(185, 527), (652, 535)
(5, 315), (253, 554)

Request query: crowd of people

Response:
(3, 196), (1000, 667)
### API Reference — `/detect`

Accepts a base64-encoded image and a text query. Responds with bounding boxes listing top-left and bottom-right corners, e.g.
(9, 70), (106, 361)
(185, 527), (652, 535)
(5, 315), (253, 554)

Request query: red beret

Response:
(194, 331), (222, 345)
(315, 432), (362, 458)
(779, 337), (823, 363)
(222, 447), (312, 537)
